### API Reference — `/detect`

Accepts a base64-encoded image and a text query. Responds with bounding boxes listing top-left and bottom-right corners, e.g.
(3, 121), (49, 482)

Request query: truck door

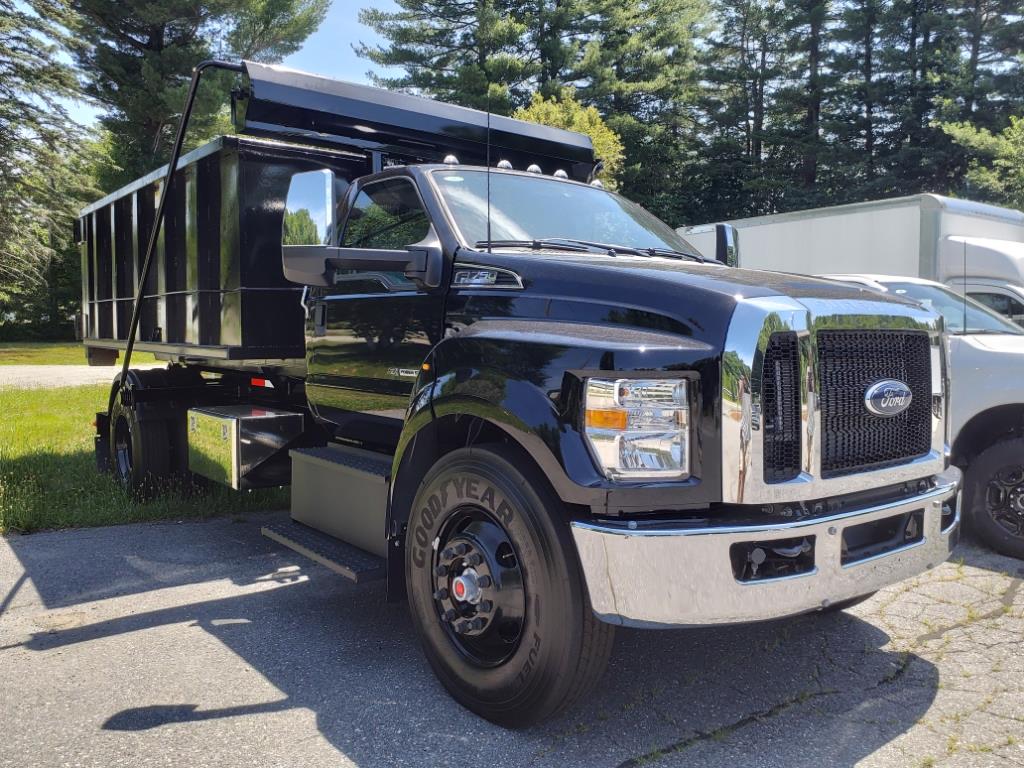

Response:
(306, 177), (444, 448)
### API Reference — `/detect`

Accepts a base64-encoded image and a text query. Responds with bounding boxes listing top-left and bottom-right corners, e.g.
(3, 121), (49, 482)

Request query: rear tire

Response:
(405, 446), (613, 727)
(965, 438), (1024, 560)
(108, 371), (173, 498)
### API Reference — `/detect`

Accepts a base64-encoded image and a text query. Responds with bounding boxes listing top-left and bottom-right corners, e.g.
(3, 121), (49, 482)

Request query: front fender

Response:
(402, 321), (719, 512)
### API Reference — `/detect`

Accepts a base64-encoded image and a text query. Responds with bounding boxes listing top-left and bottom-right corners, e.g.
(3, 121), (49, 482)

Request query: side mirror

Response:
(282, 169), (338, 286)
(715, 224), (739, 267)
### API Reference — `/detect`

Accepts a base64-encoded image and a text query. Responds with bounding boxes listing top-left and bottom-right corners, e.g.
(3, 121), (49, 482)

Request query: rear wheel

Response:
(405, 446), (613, 727)
(965, 438), (1024, 560)
(107, 371), (173, 498)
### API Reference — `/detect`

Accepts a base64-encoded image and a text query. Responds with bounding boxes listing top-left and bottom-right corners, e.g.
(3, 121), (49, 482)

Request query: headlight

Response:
(584, 378), (690, 480)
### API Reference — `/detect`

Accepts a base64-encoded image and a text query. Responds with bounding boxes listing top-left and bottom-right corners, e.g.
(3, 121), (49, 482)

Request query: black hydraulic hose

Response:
(108, 59), (245, 415)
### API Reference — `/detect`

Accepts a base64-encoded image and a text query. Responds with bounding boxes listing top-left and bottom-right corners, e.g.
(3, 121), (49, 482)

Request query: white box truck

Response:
(681, 194), (1024, 326)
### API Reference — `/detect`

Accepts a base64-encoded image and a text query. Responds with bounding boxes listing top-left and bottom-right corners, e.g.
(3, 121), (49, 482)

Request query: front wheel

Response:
(405, 446), (614, 727)
(965, 438), (1024, 560)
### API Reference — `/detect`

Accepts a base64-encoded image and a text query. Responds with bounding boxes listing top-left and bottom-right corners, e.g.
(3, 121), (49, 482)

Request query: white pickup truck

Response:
(823, 274), (1024, 559)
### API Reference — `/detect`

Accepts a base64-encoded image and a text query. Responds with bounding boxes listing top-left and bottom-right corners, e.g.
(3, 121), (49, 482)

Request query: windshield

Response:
(431, 170), (697, 254)
(885, 282), (1023, 335)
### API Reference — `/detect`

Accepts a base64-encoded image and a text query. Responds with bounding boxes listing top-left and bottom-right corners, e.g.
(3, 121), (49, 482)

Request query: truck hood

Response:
(946, 333), (1024, 436)
(963, 332), (1024, 354)
(537, 254), (887, 302)
(454, 250), (928, 353)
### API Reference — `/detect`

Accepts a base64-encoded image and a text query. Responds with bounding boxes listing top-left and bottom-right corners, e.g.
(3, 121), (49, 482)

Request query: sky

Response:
(66, 0), (397, 126)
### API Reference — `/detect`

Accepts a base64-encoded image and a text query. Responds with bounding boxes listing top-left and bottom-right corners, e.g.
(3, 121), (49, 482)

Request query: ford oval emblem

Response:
(864, 379), (912, 417)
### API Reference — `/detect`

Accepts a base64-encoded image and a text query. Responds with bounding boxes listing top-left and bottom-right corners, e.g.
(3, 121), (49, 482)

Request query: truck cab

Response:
(80, 61), (961, 727)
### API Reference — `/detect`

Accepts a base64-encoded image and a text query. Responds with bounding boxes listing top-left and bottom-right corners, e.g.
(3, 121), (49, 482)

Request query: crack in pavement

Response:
(613, 687), (842, 767)
(615, 646), (919, 766)
(915, 571), (1023, 645)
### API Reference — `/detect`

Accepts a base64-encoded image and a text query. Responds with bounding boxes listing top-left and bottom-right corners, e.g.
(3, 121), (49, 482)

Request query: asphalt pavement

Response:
(1, 511), (1022, 768)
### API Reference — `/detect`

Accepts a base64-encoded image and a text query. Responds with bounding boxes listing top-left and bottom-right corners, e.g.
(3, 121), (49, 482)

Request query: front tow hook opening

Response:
(730, 535), (816, 582)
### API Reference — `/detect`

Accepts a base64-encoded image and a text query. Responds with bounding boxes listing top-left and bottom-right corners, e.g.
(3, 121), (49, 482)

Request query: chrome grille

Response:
(817, 330), (932, 478)
(762, 332), (801, 483)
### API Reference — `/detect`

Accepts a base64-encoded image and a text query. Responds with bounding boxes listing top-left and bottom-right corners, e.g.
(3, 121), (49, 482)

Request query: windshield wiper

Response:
(475, 239), (592, 253)
(474, 237), (706, 262)
(543, 237), (706, 263)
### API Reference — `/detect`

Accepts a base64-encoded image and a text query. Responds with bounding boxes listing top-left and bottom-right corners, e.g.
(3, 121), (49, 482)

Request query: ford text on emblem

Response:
(864, 379), (912, 417)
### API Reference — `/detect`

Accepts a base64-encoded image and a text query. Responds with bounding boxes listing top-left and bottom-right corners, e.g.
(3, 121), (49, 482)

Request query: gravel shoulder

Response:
(1, 513), (1022, 768)
(0, 363), (164, 389)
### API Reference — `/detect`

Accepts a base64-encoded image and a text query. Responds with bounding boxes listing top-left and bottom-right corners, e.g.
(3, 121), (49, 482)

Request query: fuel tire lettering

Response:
(513, 631), (542, 691)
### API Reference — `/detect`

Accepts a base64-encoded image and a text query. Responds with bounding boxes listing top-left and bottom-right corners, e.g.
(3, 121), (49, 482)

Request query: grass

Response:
(0, 342), (157, 366)
(0, 385), (287, 533)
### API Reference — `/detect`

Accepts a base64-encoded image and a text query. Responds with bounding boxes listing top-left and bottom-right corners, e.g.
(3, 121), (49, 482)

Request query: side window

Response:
(341, 179), (430, 250)
(970, 292), (1024, 325)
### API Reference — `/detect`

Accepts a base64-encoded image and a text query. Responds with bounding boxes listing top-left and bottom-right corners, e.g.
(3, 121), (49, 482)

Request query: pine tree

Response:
(0, 0), (101, 335)
(356, 0), (533, 113)
(68, 0), (328, 187)
(828, 0), (887, 200)
(949, 0), (1024, 126)
(573, 0), (705, 219)
(879, 0), (962, 194)
(696, 0), (790, 215)
(772, 0), (835, 205)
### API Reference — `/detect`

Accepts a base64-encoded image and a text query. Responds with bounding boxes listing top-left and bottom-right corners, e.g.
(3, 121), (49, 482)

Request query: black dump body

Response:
(77, 61), (594, 370)
(78, 137), (369, 364)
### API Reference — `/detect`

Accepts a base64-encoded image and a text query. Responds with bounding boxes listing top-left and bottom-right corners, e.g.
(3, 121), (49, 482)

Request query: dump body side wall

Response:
(78, 136), (368, 365)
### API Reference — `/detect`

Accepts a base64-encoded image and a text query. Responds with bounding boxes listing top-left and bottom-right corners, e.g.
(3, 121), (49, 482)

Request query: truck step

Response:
(291, 445), (391, 479)
(262, 520), (386, 583)
(289, 444), (391, 558)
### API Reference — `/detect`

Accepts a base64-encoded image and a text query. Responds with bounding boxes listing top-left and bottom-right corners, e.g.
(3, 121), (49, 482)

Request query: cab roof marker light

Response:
(497, 159), (513, 170)
(553, 169), (568, 179)
(443, 154), (459, 165)
(526, 164), (542, 174)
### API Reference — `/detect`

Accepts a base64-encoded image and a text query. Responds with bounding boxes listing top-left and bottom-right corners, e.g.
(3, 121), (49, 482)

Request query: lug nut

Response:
(454, 621), (469, 634)
(441, 547), (455, 560)
(454, 543), (470, 556)
(478, 600), (492, 613)
(433, 588), (449, 601)
(466, 553), (483, 566)
(468, 617), (486, 631)
(477, 575), (492, 588)
(434, 564), (448, 577)
(444, 609), (457, 622)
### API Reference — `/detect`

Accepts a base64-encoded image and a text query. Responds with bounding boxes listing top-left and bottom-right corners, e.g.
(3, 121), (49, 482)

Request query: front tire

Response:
(965, 438), (1024, 560)
(405, 446), (613, 727)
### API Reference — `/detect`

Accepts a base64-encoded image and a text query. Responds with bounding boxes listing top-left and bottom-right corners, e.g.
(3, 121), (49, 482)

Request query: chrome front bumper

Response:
(570, 466), (961, 628)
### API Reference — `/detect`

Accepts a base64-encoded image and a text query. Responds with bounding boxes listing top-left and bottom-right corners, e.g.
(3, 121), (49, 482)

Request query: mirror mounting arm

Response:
(282, 244), (444, 289)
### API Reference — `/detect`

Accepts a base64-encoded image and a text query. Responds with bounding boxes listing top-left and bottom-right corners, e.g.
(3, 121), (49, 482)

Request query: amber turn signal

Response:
(585, 408), (628, 430)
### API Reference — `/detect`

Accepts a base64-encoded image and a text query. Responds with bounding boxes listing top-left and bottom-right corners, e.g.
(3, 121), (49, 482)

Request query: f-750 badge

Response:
(387, 367), (419, 378)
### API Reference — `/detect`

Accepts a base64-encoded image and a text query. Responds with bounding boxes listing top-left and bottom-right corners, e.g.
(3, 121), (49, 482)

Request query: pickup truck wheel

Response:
(966, 438), (1024, 559)
(405, 446), (613, 727)
(108, 375), (172, 498)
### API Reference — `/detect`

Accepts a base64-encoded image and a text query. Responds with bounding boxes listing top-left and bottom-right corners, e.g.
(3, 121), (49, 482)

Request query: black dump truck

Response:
(79, 61), (962, 726)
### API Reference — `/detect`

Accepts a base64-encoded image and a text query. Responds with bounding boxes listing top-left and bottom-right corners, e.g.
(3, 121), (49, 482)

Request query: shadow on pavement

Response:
(6, 513), (942, 768)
